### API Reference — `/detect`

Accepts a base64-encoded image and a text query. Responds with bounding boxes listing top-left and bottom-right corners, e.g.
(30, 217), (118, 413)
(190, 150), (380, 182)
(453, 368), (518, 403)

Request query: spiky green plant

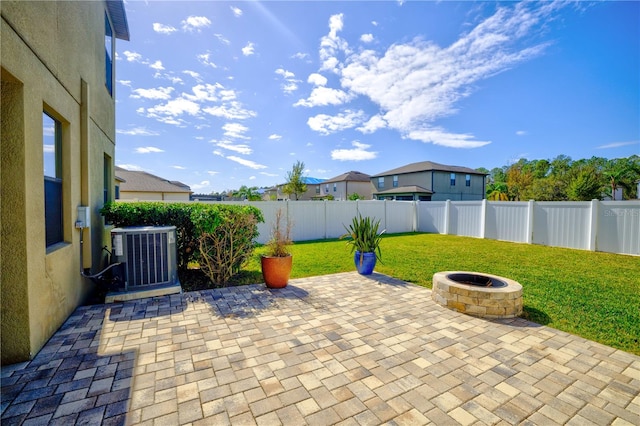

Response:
(341, 215), (385, 265)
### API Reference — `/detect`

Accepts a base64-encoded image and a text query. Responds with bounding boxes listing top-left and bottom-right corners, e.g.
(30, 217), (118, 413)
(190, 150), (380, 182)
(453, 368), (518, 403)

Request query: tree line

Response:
(478, 155), (639, 201)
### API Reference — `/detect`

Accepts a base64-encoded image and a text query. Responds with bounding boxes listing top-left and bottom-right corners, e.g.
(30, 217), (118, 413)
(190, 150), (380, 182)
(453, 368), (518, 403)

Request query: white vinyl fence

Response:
(203, 200), (640, 256)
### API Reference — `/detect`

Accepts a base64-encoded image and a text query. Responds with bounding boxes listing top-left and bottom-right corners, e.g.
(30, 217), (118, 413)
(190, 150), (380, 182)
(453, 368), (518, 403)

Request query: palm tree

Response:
(486, 183), (509, 201)
(233, 185), (261, 201)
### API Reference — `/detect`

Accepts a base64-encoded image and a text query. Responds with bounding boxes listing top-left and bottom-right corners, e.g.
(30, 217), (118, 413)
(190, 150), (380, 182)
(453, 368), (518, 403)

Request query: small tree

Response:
(233, 185), (262, 201)
(282, 161), (307, 200)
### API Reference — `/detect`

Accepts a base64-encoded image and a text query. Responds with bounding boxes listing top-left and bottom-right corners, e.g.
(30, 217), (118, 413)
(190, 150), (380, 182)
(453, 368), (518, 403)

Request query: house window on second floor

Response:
(393, 175), (398, 188)
(333, 183), (337, 192)
(325, 184), (329, 193)
(315, 186), (320, 194)
(43, 112), (63, 247)
(378, 177), (384, 189)
(466, 174), (471, 187)
(105, 12), (114, 96)
(450, 173), (456, 186)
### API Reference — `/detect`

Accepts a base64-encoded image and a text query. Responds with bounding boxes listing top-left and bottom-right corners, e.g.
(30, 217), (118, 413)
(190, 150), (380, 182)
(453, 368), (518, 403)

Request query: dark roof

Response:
(106, 0), (130, 41)
(372, 161), (485, 178)
(374, 185), (433, 195)
(115, 167), (191, 193)
(323, 171), (371, 184)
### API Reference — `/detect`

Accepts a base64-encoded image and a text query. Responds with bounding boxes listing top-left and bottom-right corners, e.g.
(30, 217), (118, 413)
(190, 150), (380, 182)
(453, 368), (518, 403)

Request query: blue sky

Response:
(114, 0), (640, 194)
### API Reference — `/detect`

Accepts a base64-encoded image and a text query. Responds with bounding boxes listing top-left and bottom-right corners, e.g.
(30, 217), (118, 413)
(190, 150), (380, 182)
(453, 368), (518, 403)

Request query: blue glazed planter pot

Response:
(354, 251), (377, 275)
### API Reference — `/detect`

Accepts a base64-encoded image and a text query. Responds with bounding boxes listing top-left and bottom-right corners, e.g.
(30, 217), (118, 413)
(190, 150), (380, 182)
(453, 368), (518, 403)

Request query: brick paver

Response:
(2, 272), (639, 425)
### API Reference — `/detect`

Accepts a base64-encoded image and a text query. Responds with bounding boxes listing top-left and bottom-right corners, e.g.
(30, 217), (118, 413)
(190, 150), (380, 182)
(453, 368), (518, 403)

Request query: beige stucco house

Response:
(320, 171), (374, 200)
(115, 166), (192, 201)
(1, 1), (129, 363)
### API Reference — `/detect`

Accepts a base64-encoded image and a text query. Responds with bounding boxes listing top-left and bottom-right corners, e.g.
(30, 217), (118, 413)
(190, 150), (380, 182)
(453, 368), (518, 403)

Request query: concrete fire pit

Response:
(432, 271), (523, 319)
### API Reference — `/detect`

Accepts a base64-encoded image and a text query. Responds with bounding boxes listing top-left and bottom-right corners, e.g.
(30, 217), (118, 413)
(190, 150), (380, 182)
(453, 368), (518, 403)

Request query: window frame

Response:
(393, 175), (398, 188)
(105, 12), (114, 96)
(43, 112), (64, 247)
(378, 177), (384, 189)
(450, 173), (456, 186)
(465, 174), (471, 187)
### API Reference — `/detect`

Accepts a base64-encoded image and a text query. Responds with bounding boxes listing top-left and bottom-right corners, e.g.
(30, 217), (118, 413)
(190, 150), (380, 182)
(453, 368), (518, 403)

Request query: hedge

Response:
(100, 202), (264, 282)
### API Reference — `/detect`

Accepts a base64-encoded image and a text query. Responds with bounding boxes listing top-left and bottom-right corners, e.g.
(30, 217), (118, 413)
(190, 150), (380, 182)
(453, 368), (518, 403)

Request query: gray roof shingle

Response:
(371, 161), (485, 178)
(115, 167), (191, 193)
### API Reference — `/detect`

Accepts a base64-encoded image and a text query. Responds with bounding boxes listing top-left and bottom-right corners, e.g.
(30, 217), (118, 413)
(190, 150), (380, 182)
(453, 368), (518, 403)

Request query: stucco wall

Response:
(1, 1), (121, 363)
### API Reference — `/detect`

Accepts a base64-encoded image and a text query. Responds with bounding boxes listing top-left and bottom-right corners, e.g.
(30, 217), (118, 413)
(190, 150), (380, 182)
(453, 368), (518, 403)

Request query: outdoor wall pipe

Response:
(77, 226), (121, 280)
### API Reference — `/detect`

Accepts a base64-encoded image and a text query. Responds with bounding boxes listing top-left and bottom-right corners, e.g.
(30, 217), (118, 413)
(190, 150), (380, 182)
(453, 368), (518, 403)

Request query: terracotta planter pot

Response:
(261, 255), (292, 288)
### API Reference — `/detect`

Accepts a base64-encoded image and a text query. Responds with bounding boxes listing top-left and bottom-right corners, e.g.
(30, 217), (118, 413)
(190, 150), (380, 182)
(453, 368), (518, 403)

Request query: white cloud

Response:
(230, 6), (243, 17)
(319, 14), (349, 73)
(307, 110), (366, 135)
(260, 171), (279, 177)
(118, 80), (132, 87)
(406, 127), (491, 148)
(331, 141), (377, 161)
(202, 102), (256, 120)
(172, 165), (186, 170)
(214, 34), (231, 45)
(275, 68), (299, 94)
(334, 2), (563, 148)
(294, 87), (352, 107)
(146, 98), (200, 119)
(135, 146), (165, 154)
(182, 16), (211, 32)
(275, 69), (295, 79)
(197, 52), (217, 68)
(360, 34), (374, 43)
(268, 134), (282, 140)
(216, 141), (253, 155)
(596, 141), (640, 149)
(226, 156), (267, 169)
(130, 86), (174, 100)
(117, 127), (161, 136)
(153, 23), (177, 35)
(116, 163), (144, 171)
(43, 144), (55, 153)
(242, 42), (255, 56)
(182, 70), (202, 82)
(149, 60), (165, 71)
(516, 130), (528, 136)
(207, 171), (220, 176)
(357, 115), (387, 134)
(123, 51), (142, 62)
(307, 73), (328, 86)
(222, 122), (250, 139)
(292, 52), (311, 61)
(190, 180), (211, 191)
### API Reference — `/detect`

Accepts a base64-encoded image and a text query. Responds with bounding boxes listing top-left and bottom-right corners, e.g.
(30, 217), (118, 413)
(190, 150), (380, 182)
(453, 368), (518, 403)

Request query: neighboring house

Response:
(371, 161), (487, 201)
(273, 177), (327, 201)
(115, 166), (192, 201)
(320, 171), (374, 200)
(1, 1), (129, 363)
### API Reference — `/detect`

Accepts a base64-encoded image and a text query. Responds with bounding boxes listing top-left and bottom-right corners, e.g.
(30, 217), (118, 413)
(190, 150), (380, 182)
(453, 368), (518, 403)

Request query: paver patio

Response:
(1, 272), (639, 425)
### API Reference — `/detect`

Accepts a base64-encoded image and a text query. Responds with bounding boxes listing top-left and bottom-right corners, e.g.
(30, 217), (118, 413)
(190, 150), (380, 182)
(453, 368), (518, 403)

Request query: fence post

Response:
(588, 199), (599, 251)
(444, 199), (451, 235)
(413, 200), (418, 232)
(480, 199), (487, 239)
(526, 200), (534, 244)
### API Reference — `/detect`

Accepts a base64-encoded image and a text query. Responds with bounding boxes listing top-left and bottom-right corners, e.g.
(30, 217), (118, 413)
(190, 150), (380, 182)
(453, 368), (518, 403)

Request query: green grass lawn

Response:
(191, 233), (640, 355)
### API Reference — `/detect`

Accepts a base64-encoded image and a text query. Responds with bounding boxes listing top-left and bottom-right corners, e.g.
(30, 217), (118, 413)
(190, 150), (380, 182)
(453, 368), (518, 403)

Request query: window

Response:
(333, 183), (337, 192)
(43, 112), (63, 246)
(466, 174), (471, 187)
(104, 155), (111, 204)
(315, 186), (320, 194)
(450, 173), (456, 186)
(325, 184), (329, 193)
(378, 177), (384, 189)
(393, 175), (398, 188)
(105, 13), (113, 96)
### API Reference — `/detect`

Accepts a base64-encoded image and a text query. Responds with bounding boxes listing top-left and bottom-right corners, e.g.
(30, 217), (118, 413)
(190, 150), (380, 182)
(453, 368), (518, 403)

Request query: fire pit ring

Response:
(432, 271), (522, 319)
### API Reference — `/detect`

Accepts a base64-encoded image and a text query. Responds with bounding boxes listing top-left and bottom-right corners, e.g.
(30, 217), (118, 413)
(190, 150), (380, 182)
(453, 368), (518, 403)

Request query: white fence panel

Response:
(450, 201), (483, 237)
(416, 201), (447, 233)
(597, 201), (640, 255)
(325, 201), (360, 239)
(356, 200), (387, 231)
(533, 202), (592, 250)
(384, 201), (415, 234)
(286, 201), (327, 242)
(486, 202), (530, 243)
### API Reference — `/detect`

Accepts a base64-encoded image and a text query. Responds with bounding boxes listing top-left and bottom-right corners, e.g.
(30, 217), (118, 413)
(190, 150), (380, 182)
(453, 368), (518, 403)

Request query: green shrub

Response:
(100, 202), (264, 278)
(191, 205), (262, 285)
